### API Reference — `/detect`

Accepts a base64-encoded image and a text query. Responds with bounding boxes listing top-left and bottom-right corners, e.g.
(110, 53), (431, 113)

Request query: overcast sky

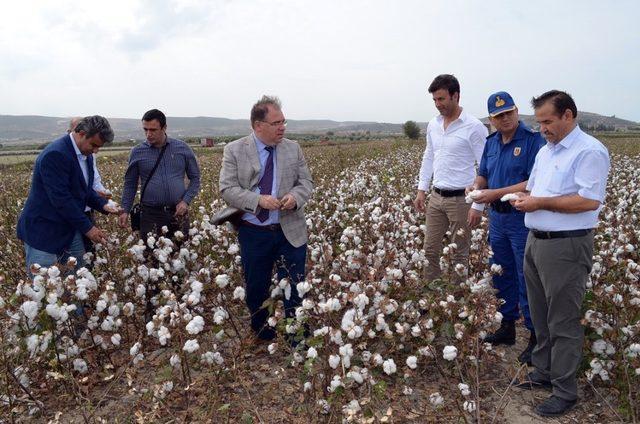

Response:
(1, 0), (638, 123)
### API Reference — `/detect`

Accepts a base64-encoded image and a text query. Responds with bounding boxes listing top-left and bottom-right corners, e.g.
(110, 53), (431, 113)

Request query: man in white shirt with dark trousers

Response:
(513, 90), (609, 417)
(414, 74), (488, 282)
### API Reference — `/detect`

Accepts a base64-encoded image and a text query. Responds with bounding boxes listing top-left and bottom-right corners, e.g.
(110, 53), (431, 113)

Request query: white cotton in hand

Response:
(465, 190), (483, 204)
(106, 199), (119, 208)
(500, 193), (521, 202)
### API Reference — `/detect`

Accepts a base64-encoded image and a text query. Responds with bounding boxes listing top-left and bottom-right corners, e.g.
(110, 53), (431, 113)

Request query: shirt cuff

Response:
(417, 181), (430, 191)
(471, 202), (484, 211)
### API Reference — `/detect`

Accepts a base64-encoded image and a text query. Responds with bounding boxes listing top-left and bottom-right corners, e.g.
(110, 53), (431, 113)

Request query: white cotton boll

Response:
(328, 375), (343, 393)
(347, 370), (364, 385)
(296, 281), (312, 297)
(406, 356), (418, 369)
(26, 335), (39, 357)
(20, 301), (39, 322)
(382, 358), (397, 375)
(133, 353), (144, 365)
(95, 299), (107, 313)
(443, 345), (458, 361)
(227, 243), (239, 255)
(490, 264), (503, 274)
(268, 343), (277, 355)
(186, 316), (205, 335)
(183, 339), (200, 353)
(307, 347), (318, 359)
(215, 274), (230, 288)
(129, 342), (141, 356)
(158, 326), (171, 345)
(500, 193), (521, 202)
(463, 400), (476, 412)
(458, 383), (471, 396)
(100, 316), (115, 331)
(146, 321), (155, 335)
(268, 317), (278, 327)
(45, 304), (68, 322)
(191, 280), (203, 293)
(353, 293), (369, 310)
(73, 358), (88, 374)
(429, 392), (444, 407)
(303, 381), (312, 392)
(233, 286), (246, 301)
(213, 307), (228, 324)
(111, 334), (121, 346)
(329, 355), (341, 369)
(135, 284), (146, 298)
(161, 226), (169, 234)
(284, 283), (292, 300)
(170, 354), (181, 367)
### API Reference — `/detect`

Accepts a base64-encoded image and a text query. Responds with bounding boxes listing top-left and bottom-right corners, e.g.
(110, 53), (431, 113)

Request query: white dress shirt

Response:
(241, 133), (280, 225)
(525, 125), (610, 231)
(70, 132), (89, 185)
(417, 108), (488, 210)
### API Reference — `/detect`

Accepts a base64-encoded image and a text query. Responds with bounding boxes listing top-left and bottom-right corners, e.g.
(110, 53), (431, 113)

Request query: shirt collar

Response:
(143, 136), (171, 148)
(69, 132), (86, 159)
(436, 107), (466, 124)
(253, 132), (273, 152)
(557, 124), (581, 149)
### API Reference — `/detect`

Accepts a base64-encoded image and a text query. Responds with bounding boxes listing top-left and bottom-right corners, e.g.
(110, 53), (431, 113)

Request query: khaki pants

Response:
(524, 231), (594, 401)
(424, 192), (471, 282)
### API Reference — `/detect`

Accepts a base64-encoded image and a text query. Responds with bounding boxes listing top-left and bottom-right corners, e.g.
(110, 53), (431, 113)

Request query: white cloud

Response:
(0, 0), (638, 122)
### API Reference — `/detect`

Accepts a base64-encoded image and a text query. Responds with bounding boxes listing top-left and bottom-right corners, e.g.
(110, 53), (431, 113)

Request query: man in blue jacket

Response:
(17, 115), (120, 276)
(467, 92), (545, 364)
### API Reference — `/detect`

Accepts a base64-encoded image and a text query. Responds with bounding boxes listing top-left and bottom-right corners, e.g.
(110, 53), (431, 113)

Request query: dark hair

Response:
(142, 109), (167, 127)
(73, 115), (114, 144)
(531, 90), (578, 119)
(250, 95), (282, 127)
(428, 74), (460, 96)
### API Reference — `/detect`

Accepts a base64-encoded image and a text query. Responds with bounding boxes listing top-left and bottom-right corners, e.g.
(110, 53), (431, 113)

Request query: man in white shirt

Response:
(68, 117), (112, 258)
(513, 90), (610, 417)
(414, 74), (488, 282)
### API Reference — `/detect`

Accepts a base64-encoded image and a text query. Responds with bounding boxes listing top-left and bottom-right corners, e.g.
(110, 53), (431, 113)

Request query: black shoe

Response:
(484, 320), (516, 345)
(535, 395), (577, 417)
(515, 371), (552, 390)
(518, 331), (536, 365)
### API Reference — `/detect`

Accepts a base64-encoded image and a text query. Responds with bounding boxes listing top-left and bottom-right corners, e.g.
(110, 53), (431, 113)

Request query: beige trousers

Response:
(424, 192), (471, 282)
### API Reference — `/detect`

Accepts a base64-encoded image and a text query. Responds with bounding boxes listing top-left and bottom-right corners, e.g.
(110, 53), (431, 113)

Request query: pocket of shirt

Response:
(546, 169), (568, 194)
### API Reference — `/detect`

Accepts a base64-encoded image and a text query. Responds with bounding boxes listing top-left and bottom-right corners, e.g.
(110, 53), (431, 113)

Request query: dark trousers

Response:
(488, 210), (533, 330)
(238, 224), (306, 339)
(524, 231), (594, 401)
(140, 205), (190, 241)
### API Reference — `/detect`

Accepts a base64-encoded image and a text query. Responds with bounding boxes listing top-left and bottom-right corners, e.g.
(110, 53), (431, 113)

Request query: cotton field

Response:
(0, 138), (638, 422)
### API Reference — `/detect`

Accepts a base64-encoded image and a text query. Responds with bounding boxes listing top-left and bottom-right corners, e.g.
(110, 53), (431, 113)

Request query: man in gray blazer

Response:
(219, 95), (313, 344)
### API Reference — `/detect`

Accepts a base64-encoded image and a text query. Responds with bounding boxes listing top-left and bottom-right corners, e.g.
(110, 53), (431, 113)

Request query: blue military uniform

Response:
(478, 121), (545, 331)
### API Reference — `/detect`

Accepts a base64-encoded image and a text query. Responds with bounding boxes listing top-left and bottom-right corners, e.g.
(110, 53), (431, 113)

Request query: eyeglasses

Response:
(260, 119), (287, 127)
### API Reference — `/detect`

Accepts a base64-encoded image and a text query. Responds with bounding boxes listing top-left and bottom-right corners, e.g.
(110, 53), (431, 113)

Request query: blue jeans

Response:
(238, 224), (306, 339)
(488, 210), (533, 331)
(24, 231), (85, 278)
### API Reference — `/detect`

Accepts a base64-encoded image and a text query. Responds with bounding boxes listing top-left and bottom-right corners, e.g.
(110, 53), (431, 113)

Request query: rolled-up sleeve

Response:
(574, 149), (610, 202)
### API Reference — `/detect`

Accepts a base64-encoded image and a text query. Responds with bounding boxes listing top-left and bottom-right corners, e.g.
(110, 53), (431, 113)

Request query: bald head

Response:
(68, 117), (83, 133)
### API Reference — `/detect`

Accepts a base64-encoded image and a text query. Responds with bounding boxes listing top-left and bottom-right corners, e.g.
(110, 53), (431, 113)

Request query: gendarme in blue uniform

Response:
(478, 121), (545, 330)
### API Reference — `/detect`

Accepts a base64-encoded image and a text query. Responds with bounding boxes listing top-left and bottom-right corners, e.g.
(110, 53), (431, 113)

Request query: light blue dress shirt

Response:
(242, 134), (280, 225)
(525, 125), (610, 231)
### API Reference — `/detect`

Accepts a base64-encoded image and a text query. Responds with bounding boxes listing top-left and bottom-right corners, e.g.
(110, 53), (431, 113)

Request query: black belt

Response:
(433, 187), (465, 197)
(491, 201), (515, 214)
(142, 204), (176, 213)
(240, 220), (281, 231)
(531, 229), (592, 239)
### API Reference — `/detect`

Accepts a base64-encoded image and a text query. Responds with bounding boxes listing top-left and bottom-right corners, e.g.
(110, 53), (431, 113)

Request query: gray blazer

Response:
(218, 134), (313, 248)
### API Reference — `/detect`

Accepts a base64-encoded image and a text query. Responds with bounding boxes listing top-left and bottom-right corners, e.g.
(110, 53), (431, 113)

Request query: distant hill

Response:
(0, 111), (637, 145)
(482, 112), (640, 132)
